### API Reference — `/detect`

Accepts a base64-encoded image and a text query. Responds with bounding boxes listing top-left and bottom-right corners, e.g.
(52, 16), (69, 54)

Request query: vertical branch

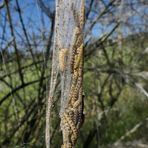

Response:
(5, 0), (24, 85)
(45, 1), (59, 147)
(15, 0), (39, 72)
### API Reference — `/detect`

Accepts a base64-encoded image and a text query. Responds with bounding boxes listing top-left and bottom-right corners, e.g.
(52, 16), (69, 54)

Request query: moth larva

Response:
(73, 100), (81, 109)
(74, 44), (83, 70)
(64, 113), (78, 137)
(59, 48), (68, 72)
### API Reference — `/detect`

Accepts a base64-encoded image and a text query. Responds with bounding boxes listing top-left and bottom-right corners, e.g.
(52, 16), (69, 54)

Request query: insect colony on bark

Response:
(59, 3), (85, 147)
